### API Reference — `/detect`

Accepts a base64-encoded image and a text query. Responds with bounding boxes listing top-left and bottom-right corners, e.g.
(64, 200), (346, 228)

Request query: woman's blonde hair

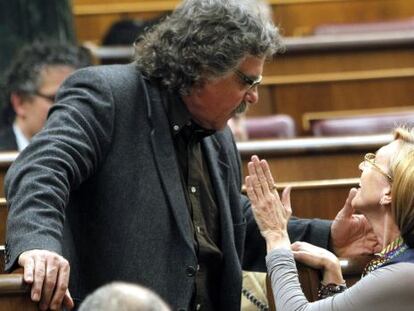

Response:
(390, 127), (414, 247)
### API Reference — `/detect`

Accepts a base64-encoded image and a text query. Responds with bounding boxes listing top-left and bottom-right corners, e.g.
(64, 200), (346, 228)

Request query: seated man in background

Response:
(0, 41), (91, 151)
(78, 282), (170, 311)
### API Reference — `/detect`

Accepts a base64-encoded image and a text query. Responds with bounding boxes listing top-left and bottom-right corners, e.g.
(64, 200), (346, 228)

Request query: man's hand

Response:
(331, 188), (380, 257)
(18, 250), (74, 311)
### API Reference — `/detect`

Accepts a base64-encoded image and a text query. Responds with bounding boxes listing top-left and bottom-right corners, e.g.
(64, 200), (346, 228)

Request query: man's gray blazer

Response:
(4, 64), (331, 310)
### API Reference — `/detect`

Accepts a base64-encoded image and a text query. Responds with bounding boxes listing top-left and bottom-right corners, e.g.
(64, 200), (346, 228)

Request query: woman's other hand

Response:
(292, 241), (344, 285)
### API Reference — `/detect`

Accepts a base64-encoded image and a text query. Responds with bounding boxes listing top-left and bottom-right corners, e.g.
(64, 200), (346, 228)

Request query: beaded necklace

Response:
(362, 236), (408, 277)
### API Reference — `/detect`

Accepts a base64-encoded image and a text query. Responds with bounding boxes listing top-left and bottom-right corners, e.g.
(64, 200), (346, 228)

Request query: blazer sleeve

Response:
(4, 67), (115, 271)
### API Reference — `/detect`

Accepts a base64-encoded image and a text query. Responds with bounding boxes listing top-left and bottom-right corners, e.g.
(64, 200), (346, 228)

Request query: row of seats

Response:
(240, 109), (414, 140)
(71, 0), (414, 42)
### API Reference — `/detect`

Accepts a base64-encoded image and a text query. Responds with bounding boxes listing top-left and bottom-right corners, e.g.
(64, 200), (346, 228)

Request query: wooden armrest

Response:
(0, 273), (38, 311)
(0, 274), (29, 295)
(340, 255), (373, 287)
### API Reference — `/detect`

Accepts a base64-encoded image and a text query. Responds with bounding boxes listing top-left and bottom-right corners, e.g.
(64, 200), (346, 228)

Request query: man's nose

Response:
(245, 86), (259, 105)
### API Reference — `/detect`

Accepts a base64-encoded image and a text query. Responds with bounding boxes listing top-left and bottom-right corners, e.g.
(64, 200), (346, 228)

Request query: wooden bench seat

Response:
(0, 274), (38, 311)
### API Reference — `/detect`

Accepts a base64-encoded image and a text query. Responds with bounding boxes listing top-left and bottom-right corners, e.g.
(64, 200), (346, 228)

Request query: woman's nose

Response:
(358, 161), (364, 172)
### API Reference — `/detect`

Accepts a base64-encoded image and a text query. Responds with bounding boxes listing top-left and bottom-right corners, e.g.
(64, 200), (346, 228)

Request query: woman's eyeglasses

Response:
(363, 153), (393, 182)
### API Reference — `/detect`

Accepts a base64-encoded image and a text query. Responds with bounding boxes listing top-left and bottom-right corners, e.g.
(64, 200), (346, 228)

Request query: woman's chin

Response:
(350, 192), (361, 210)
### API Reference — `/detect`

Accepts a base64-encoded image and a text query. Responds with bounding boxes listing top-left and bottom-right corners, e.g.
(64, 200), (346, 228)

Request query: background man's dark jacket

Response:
(0, 125), (17, 151)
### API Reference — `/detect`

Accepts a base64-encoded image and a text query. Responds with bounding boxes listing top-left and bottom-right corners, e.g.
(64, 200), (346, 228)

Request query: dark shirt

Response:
(167, 93), (223, 311)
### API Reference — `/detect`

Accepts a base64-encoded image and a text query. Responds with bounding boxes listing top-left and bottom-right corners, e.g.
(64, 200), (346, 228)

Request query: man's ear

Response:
(10, 93), (27, 117)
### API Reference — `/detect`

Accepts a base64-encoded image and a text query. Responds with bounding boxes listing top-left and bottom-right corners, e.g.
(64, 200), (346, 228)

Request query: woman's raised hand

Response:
(245, 155), (292, 251)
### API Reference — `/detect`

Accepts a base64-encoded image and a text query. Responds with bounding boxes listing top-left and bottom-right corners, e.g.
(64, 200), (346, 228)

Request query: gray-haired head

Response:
(1, 41), (92, 126)
(78, 282), (171, 311)
(135, 0), (282, 95)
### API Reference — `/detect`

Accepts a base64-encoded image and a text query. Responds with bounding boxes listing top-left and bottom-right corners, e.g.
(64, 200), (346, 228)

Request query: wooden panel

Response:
(0, 274), (37, 311)
(72, 0), (414, 42)
(283, 178), (357, 219)
(270, 0), (414, 37)
(271, 76), (414, 135)
(0, 199), (6, 246)
(302, 106), (414, 131)
(244, 152), (362, 182)
(238, 134), (392, 182)
(265, 44), (414, 76)
(0, 153), (17, 198)
(252, 34), (414, 133)
(75, 11), (165, 43)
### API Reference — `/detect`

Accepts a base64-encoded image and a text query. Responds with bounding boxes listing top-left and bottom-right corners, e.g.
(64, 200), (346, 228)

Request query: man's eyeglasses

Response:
(363, 153), (393, 182)
(34, 91), (56, 103)
(234, 69), (262, 90)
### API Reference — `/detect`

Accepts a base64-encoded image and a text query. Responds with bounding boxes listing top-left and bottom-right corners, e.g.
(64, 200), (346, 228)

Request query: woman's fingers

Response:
(260, 159), (279, 196)
(281, 186), (292, 215)
(292, 250), (324, 269)
(249, 155), (279, 198)
(247, 161), (265, 200)
(245, 176), (258, 204)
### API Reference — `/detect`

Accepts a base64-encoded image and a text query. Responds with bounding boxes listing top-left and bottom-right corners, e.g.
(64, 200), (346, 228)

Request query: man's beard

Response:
(233, 100), (248, 115)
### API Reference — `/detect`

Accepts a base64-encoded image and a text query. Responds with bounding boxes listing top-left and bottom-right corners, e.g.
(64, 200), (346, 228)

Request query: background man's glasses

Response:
(234, 69), (262, 90)
(34, 91), (56, 103)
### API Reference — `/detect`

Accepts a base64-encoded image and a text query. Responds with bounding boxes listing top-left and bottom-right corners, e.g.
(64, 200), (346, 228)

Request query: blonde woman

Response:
(246, 127), (414, 311)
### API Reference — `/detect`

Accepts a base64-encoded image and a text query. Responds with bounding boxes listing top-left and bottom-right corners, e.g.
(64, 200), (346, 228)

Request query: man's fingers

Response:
(32, 255), (46, 302)
(62, 290), (75, 310)
(39, 256), (61, 310)
(17, 250), (71, 310)
(50, 260), (71, 310)
(18, 255), (35, 284)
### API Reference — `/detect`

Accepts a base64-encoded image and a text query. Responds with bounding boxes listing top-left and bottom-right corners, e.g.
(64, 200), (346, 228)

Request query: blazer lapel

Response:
(143, 79), (195, 254)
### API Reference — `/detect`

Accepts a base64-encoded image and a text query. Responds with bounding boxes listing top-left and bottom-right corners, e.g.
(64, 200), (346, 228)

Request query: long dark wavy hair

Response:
(134, 0), (282, 95)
